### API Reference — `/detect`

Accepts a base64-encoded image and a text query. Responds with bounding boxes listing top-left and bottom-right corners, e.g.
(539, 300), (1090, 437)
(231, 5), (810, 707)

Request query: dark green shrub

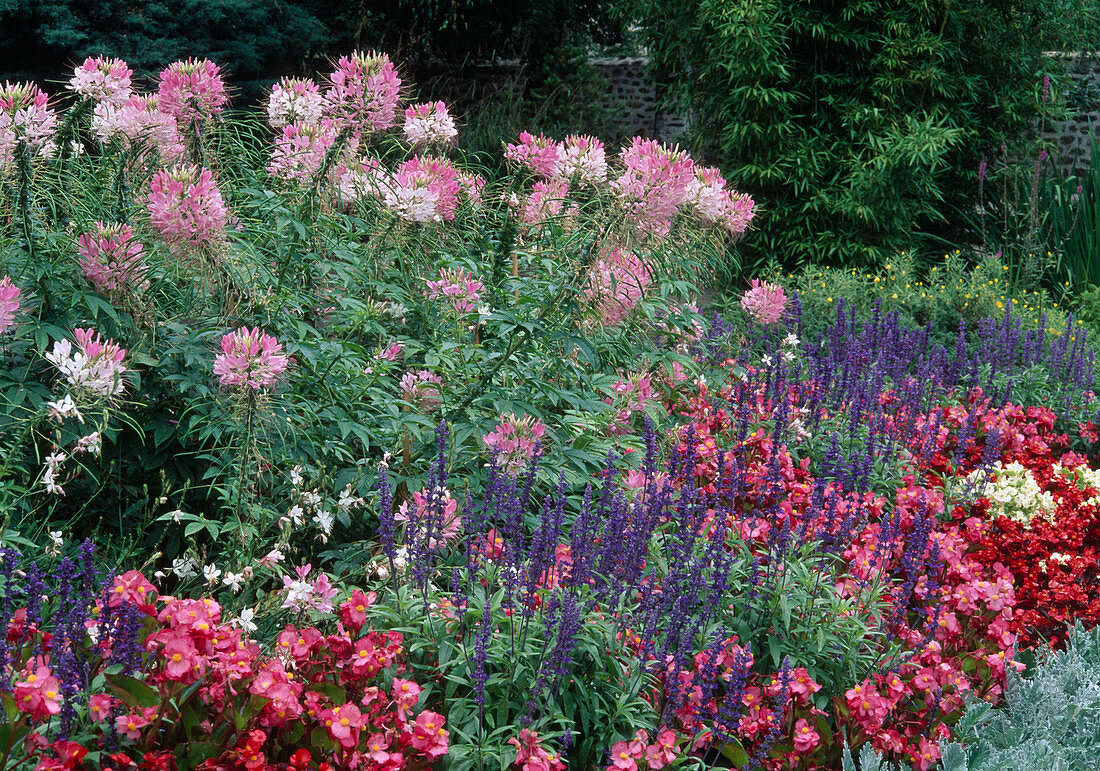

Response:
(636, 0), (1093, 269)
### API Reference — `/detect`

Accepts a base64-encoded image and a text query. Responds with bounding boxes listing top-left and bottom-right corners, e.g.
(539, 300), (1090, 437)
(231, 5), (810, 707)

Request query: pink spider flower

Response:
(146, 163), (228, 246)
(584, 246), (651, 327)
(0, 81), (58, 173)
(0, 275), (21, 334)
(213, 327), (290, 390)
(403, 101), (458, 149)
(157, 58), (228, 126)
(267, 120), (337, 183)
(504, 131), (564, 179)
(281, 564), (338, 614)
(685, 165), (756, 235)
(69, 57), (133, 104)
(425, 266), (484, 316)
(324, 51), (402, 137)
(612, 137), (696, 237)
(740, 278), (787, 325)
(559, 134), (608, 185)
(483, 412), (547, 475)
(266, 77), (325, 129)
(45, 328), (128, 399)
(396, 486), (461, 549)
(400, 370), (444, 412)
(517, 179), (571, 231)
(77, 222), (149, 297)
(384, 156), (462, 223)
(91, 94), (185, 162)
(334, 155), (386, 207)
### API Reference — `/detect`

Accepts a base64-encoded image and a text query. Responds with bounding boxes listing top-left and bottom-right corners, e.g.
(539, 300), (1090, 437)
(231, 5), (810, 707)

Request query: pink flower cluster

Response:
(396, 485), (462, 549)
(157, 58), (228, 126)
(509, 729), (566, 771)
(613, 138), (696, 237)
(399, 370), (444, 412)
(90, 93), (185, 162)
(0, 275), (21, 334)
(281, 564), (339, 615)
(68, 57), (133, 104)
(266, 77), (326, 129)
(267, 120), (337, 182)
(383, 156), (463, 223)
(146, 163), (228, 245)
(325, 51), (402, 138)
(14, 663), (62, 723)
(213, 326), (290, 390)
(686, 165), (756, 235)
(505, 132), (608, 187)
(740, 279), (788, 324)
(0, 81), (58, 174)
(77, 222), (149, 297)
(604, 373), (657, 435)
(45, 328), (128, 398)
(517, 179), (571, 231)
(425, 266), (484, 316)
(483, 412), (548, 474)
(403, 101), (457, 149)
(605, 728), (680, 771)
(584, 246), (652, 327)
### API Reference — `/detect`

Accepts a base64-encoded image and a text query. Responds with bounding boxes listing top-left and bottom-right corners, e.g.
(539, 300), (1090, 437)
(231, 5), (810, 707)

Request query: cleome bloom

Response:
(77, 222), (149, 297)
(265, 77), (325, 129)
(383, 156), (463, 223)
(324, 51), (402, 137)
(157, 58), (228, 126)
(0, 81), (59, 175)
(267, 120), (337, 183)
(69, 57), (133, 104)
(0, 275), (21, 334)
(403, 101), (458, 149)
(584, 246), (652, 327)
(146, 163), (228, 246)
(425, 266), (484, 317)
(740, 279), (788, 325)
(483, 412), (547, 475)
(45, 328), (128, 399)
(213, 327), (290, 390)
(399, 369), (444, 412)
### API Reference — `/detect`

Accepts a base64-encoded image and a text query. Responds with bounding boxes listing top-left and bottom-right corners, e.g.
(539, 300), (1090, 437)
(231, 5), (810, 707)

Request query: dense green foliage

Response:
(636, 0), (1093, 269)
(0, 0), (627, 106)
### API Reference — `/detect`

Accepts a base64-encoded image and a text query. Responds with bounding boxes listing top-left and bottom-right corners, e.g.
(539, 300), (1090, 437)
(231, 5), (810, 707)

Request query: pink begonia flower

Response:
(323, 702), (368, 749)
(403, 101), (457, 149)
(0, 275), (21, 334)
(510, 728), (567, 771)
(400, 370), (444, 412)
(585, 246), (651, 327)
(740, 278), (787, 324)
(69, 57), (133, 104)
(267, 120), (337, 182)
(410, 710), (449, 759)
(383, 156), (463, 223)
(157, 58), (228, 126)
(324, 51), (401, 137)
(13, 665), (62, 722)
(45, 328), (128, 398)
(266, 77), (325, 129)
(791, 718), (820, 753)
(77, 222), (149, 297)
(0, 81), (58, 174)
(146, 164), (228, 246)
(483, 412), (547, 475)
(213, 327), (290, 390)
(425, 266), (484, 316)
(115, 711), (149, 741)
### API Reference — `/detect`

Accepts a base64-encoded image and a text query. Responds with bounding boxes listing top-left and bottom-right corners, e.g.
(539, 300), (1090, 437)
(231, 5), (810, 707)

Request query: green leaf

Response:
(106, 673), (161, 709)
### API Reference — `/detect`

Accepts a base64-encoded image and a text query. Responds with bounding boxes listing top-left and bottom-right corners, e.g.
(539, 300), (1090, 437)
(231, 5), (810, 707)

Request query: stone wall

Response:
(1043, 52), (1100, 178)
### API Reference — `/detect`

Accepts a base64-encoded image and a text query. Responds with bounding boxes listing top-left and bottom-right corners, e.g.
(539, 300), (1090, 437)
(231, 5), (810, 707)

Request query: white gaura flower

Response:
(222, 571), (246, 591)
(233, 607), (258, 634)
(203, 564), (222, 584)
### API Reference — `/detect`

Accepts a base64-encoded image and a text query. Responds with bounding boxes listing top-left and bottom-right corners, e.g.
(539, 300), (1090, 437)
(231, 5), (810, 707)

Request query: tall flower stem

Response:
(233, 387), (257, 551)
